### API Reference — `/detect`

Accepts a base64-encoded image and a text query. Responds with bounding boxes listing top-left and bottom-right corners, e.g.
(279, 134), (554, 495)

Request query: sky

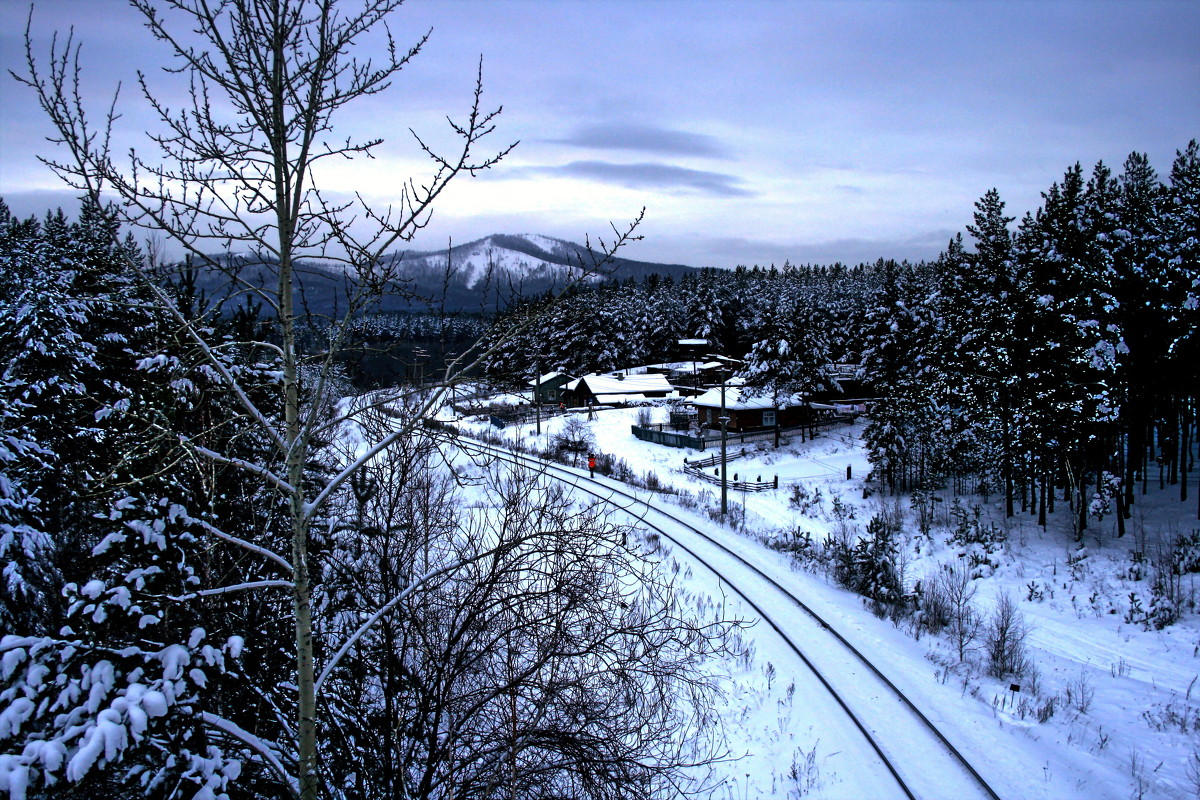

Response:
(1, 0), (1197, 268)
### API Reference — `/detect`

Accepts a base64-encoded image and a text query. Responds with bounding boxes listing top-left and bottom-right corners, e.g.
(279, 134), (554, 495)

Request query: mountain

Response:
(383, 233), (701, 310)
(190, 234), (702, 316)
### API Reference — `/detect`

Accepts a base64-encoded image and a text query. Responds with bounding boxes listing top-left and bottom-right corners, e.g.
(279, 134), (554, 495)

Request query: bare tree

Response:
(11, 1), (642, 797)
(984, 592), (1032, 678)
(325, 429), (735, 798)
(938, 560), (982, 663)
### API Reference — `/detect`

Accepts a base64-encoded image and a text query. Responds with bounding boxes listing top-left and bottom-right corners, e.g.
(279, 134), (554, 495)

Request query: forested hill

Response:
(188, 232), (702, 316)
(384, 233), (701, 303)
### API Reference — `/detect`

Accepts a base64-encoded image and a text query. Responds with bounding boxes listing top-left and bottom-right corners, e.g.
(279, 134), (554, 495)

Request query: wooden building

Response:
(563, 373), (674, 407)
(528, 371), (572, 404)
(690, 379), (810, 432)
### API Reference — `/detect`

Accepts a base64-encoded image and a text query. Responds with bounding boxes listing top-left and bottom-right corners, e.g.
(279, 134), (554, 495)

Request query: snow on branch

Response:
(165, 580), (293, 602)
(201, 712), (298, 797)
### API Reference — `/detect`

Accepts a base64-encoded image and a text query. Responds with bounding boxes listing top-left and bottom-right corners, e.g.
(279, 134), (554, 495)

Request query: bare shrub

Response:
(1064, 669), (1095, 714)
(785, 740), (822, 798)
(330, 458), (740, 797)
(1185, 749), (1200, 799)
(939, 561), (983, 663)
(1036, 695), (1057, 723)
(984, 592), (1033, 678)
(552, 415), (595, 464)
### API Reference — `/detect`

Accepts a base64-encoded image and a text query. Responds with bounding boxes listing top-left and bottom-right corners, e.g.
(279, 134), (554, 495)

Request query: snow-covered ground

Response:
(450, 401), (1200, 800)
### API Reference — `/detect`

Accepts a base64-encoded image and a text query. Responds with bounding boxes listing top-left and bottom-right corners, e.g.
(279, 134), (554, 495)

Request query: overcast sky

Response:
(1, 0), (1197, 267)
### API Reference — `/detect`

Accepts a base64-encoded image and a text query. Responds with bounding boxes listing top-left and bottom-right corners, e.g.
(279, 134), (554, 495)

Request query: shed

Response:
(527, 371), (572, 404)
(563, 373), (674, 407)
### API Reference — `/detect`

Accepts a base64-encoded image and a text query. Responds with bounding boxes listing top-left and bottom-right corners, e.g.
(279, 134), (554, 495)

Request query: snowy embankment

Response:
(450, 401), (1199, 800)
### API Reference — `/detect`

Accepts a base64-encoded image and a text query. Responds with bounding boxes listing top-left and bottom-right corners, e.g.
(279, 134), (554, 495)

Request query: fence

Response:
(630, 425), (706, 450)
(697, 415), (857, 447)
(699, 425), (799, 447)
(683, 464), (778, 493)
(684, 447), (752, 470)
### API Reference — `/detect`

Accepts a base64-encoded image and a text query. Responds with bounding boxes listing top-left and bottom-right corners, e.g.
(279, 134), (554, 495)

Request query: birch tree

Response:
(8, 1), (641, 797)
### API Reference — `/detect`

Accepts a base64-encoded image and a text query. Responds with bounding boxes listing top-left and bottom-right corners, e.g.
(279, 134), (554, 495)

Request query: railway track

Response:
(462, 439), (1004, 800)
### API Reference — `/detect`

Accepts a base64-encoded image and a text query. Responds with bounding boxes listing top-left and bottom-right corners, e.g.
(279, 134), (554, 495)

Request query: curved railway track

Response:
(462, 439), (1003, 800)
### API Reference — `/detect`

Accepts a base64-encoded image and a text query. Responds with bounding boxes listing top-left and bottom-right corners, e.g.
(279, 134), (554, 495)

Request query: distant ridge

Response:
(191, 233), (702, 316)
(385, 233), (701, 302)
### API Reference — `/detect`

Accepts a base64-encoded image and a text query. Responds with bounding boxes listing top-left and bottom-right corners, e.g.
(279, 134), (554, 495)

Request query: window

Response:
(762, 409), (776, 427)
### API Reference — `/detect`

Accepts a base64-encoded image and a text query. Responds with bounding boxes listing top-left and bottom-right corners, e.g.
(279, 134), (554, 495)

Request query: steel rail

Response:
(462, 438), (1004, 800)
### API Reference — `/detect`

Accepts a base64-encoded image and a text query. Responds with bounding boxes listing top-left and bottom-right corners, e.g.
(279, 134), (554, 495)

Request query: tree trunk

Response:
(1038, 470), (1047, 529)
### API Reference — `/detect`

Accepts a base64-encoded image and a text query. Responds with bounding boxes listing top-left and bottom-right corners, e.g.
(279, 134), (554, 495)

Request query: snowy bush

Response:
(948, 500), (1005, 576)
(1066, 546), (1089, 582)
(829, 515), (903, 611)
(1088, 471), (1122, 520)
(788, 483), (825, 517)
(757, 526), (822, 569)
(1172, 531), (1200, 574)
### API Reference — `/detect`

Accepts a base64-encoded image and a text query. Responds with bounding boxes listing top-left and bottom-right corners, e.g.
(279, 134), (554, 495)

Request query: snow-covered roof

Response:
(691, 379), (803, 410)
(677, 338), (709, 346)
(527, 371), (568, 387)
(571, 373), (674, 396)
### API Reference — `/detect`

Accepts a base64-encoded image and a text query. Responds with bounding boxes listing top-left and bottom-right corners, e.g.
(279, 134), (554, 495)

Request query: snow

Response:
(527, 371), (568, 386)
(692, 379), (795, 410)
(453, 401), (1200, 799)
(567, 372), (674, 396)
(412, 233), (588, 289)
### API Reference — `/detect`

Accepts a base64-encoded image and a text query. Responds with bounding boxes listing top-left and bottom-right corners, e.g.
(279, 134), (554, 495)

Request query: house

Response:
(527, 371), (572, 404)
(563, 373), (675, 407)
(690, 378), (811, 431)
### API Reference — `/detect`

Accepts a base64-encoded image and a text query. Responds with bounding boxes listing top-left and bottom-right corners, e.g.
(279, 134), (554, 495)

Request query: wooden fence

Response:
(684, 447), (752, 470)
(630, 425), (706, 450)
(682, 464), (778, 492)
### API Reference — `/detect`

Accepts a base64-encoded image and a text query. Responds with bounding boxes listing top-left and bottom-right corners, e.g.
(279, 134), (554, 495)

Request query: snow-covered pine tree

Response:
(860, 259), (945, 492)
(1014, 162), (1124, 533)
(1162, 142), (1200, 512)
(0, 199), (298, 797)
(940, 189), (1023, 513)
(739, 287), (833, 445)
(1110, 152), (1173, 506)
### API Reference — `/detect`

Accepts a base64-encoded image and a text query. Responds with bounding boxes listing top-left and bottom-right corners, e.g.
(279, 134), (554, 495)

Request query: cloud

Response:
(552, 123), (730, 158)
(523, 160), (754, 198)
(684, 229), (958, 269)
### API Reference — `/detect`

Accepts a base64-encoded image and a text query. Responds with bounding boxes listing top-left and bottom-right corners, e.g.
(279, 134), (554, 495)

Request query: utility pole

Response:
(720, 370), (729, 517)
(705, 353), (742, 519)
(534, 360), (541, 436)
